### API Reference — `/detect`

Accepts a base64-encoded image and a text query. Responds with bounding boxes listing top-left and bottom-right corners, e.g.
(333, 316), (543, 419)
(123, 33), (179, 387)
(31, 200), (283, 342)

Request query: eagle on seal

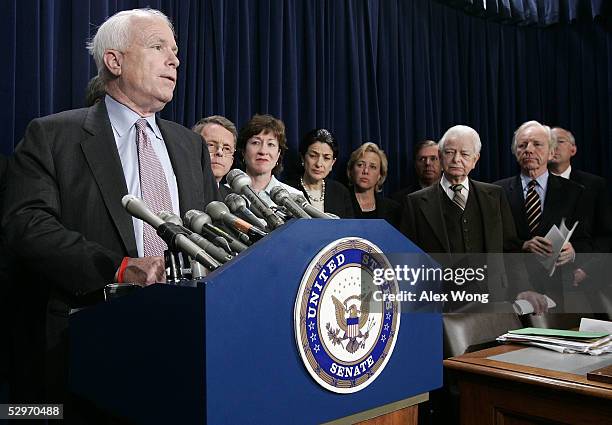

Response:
(330, 292), (373, 353)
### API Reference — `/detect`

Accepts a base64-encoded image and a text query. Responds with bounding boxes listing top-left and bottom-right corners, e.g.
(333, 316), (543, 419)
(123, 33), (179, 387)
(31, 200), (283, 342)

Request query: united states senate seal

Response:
(294, 237), (401, 393)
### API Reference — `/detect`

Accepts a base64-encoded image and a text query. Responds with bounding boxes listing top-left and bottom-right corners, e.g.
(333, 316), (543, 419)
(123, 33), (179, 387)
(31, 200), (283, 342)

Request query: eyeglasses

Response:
(206, 141), (235, 157)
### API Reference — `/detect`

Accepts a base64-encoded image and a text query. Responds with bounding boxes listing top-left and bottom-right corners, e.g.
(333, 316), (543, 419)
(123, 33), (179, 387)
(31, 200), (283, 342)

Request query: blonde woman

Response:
(347, 142), (401, 228)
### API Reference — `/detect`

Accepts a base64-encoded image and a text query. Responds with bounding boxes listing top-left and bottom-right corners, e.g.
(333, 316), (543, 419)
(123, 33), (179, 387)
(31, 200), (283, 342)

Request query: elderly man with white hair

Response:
(401, 125), (548, 312)
(2, 8), (218, 406)
(495, 120), (587, 311)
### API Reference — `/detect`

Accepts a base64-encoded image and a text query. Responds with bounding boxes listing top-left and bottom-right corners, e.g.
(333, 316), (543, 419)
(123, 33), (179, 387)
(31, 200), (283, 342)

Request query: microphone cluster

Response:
(121, 169), (337, 281)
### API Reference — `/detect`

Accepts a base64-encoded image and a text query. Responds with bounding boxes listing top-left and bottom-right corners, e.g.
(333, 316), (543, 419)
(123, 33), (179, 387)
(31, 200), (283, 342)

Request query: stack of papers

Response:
(497, 327), (612, 355)
(540, 218), (578, 276)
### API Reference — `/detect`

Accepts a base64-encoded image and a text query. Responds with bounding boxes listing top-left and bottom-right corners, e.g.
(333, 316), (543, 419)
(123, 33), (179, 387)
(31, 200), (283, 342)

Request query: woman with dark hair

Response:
(237, 114), (301, 206)
(347, 142), (401, 228)
(289, 128), (353, 218)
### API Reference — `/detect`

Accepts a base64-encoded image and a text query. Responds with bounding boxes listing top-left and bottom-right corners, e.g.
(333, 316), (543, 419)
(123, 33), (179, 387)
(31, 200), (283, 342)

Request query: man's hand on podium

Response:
(120, 256), (166, 285)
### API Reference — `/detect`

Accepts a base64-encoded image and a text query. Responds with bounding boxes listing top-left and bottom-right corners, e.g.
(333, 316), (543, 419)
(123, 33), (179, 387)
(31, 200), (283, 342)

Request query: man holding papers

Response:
(495, 120), (587, 309)
(548, 126), (612, 288)
(401, 125), (549, 313)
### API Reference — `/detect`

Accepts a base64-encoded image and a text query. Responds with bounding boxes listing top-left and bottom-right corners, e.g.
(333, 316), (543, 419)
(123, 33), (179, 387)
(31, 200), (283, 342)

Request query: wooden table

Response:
(444, 345), (612, 424)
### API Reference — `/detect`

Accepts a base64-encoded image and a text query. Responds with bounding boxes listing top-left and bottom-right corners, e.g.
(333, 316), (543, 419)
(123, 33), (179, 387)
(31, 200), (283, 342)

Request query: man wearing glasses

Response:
(193, 115), (238, 197)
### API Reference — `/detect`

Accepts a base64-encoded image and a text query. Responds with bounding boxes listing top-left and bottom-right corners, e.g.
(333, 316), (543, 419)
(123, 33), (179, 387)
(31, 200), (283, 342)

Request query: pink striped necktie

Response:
(135, 118), (173, 257)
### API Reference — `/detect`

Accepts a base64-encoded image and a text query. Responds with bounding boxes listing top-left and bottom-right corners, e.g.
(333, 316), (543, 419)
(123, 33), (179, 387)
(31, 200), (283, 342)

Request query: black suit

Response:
(2, 101), (218, 402)
(390, 182), (425, 204)
(494, 174), (587, 309)
(219, 182), (232, 200)
(350, 191), (401, 229)
(288, 178), (354, 218)
(401, 180), (528, 305)
(566, 169), (612, 305)
(569, 169), (612, 254)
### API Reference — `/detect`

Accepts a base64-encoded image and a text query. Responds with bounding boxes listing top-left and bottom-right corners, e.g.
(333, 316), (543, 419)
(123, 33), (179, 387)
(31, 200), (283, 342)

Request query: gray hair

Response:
(86, 8), (174, 84)
(192, 115), (238, 146)
(511, 120), (555, 155)
(552, 127), (576, 146)
(438, 125), (482, 154)
(413, 140), (438, 160)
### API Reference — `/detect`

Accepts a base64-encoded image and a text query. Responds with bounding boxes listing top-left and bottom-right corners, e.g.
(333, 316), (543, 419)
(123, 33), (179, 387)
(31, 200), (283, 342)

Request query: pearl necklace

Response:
(301, 177), (326, 202)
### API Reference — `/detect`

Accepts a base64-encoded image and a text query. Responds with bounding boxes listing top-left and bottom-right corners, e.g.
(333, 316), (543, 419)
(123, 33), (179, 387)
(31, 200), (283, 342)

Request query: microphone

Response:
(270, 186), (311, 219)
(122, 195), (221, 270)
(184, 210), (249, 253)
(291, 194), (337, 219)
(206, 201), (268, 242)
(226, 169), (284, 230)
(158, 211), (234, 264)
(157, 210), (183, 225)
(224, 193), (268, 230)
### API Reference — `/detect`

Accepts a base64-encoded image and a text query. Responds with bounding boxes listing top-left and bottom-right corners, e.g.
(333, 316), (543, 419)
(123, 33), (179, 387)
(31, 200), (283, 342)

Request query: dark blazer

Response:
(289, 178), (354, 218)
(494, 173), (587, 307)
(568, 169), (612, 289)
(401, 181), (521, 254)
(219, 182), (232, 200)
(2, 101), (219, 401)
(569, 169), (612, 253)
(494, 174), (586, 247)
(390, 182), (425, 204)
(350, 191), (401, 229)
(0, 154), (6, 180)
(401, 180), (528, 302)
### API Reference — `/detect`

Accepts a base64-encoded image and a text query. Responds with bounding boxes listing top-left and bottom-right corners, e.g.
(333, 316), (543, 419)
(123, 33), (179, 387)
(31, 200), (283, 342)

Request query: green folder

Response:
(508, 327), (609, 339)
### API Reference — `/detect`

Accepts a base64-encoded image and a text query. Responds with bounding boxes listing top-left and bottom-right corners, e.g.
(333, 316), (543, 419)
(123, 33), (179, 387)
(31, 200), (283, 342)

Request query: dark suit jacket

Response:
(494, 174), (587, 307)
(401, 180), (528, 302)
(568, 169), (612, 287)
(350, 191), (401, 229)
(390, 182), (425, 204)
(569, 169), (612, 253)
(288, 178), (354, 218)
(0, 154), (6, 180)
(2, 101), (218, 401)
(494, 174), (586, 247)
(219, 182), (232, 200)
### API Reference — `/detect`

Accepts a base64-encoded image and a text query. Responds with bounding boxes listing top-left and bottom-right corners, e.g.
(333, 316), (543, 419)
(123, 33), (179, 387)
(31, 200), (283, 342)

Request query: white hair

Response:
(511, 120), (555, 155)
(86, 8), (174, 83)
(438, 125), (482, 154)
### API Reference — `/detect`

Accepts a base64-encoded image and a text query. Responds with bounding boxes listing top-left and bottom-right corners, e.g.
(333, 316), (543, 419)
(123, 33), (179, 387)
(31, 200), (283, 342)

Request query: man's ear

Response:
(103, 49), (123, 77)
(570, 143), (577, 158)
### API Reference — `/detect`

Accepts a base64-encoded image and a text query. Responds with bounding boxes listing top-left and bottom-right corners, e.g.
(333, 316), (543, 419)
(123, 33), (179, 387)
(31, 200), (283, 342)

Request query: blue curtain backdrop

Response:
(1, 0), (610, 191)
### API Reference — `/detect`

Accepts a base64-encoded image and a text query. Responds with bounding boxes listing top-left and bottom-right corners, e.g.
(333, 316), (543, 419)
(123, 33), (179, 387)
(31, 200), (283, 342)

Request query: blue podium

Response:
(70, 219), (442, 424)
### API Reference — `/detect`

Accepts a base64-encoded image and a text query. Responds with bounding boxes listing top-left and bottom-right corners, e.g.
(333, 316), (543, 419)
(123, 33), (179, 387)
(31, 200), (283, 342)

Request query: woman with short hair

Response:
(237, 114), (301, 206)
(347, 142), (401, 228)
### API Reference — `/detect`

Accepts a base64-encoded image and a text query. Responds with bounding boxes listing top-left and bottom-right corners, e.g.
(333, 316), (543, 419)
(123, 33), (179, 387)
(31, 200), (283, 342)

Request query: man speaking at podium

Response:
(1, 9), (218, 407)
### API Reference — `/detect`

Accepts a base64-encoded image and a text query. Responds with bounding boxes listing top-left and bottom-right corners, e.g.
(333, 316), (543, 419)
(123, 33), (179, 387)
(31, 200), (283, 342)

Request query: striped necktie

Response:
(525, 179), (541, 235)
(135, 119), (173, 257)
(450, 184), (466, 210)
